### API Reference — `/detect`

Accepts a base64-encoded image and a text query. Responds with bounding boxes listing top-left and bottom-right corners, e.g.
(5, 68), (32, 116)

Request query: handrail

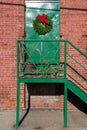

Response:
(67, 52), (87, 71)
(16, 40), (65, 78)
(17, 39), (87, 59)
(66, 40), (87, 59)
(17, 39), (87, 81)
(64, 40), (87, 85)
(67, 65), (87, 83)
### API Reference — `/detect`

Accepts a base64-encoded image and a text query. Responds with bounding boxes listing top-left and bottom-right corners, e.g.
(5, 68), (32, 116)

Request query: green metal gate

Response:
(25, 0), (60, 65)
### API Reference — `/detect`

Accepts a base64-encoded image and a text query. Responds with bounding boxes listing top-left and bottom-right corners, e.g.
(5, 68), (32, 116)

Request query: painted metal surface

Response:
(16, 1), (87, 127)
(16, 39), (87, 127)
(67, 80), (87, 104)
(25, 0), (60, 64)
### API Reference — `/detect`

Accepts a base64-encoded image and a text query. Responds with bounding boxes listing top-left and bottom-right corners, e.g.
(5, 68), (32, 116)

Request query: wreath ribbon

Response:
(37, 14), (49, 25)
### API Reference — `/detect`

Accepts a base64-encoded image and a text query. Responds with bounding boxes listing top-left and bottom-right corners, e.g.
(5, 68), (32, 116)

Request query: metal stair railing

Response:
(16, 39), (67, 78)
(16, 39), (87, 128)
(64, 40), (87, 87)
(16, 39), (87, 80)
(63, 40), (87, 127)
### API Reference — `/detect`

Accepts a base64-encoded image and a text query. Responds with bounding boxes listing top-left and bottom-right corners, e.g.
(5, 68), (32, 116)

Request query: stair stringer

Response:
(67, 80), (87, 104)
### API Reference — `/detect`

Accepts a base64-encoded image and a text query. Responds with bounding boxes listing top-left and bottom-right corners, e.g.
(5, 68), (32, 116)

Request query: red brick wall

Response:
(61, 0), (87, 51)
(0, 0), (24, 109)
(0, 0), (87, 110)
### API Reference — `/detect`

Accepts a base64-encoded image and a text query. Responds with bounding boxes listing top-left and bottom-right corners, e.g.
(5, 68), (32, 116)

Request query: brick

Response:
(0, 0), (87, 110)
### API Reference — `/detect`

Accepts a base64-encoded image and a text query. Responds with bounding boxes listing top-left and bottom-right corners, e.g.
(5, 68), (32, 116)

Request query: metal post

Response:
(64, 81), (68, 127)
(16, 80), (20, 127)
(64, 42), (67, 78)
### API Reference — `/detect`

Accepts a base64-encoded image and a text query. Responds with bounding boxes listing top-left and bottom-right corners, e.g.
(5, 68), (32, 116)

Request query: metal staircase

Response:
(64, 40), (87, 103)
(63, 40), (87, 127)
(67, 80), (87, 104)
(16, 39), (87, 127)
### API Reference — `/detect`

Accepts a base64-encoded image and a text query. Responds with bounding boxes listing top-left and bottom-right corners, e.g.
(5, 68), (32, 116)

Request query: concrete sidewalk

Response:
(0, 109), (87, 130)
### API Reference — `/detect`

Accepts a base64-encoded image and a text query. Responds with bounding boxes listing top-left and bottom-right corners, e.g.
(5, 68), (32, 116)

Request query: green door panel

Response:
(25, 0), (60, 65)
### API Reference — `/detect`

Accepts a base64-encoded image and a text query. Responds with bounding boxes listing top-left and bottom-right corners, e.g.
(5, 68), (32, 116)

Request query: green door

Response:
(25, 0), (60, 65)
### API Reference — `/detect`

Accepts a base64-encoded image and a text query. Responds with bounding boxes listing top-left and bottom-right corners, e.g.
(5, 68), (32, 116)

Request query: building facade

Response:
(0, 0), (87, 110)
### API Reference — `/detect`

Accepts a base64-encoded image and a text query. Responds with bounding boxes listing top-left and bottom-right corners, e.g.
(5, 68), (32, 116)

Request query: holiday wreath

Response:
(33, 14), (53, 35)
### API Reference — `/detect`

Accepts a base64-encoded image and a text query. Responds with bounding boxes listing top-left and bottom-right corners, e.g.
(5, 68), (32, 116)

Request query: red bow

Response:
(37, 14), (49, 25)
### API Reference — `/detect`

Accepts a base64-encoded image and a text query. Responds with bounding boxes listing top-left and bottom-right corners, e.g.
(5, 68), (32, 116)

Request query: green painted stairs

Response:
(67, 80), (87, 104)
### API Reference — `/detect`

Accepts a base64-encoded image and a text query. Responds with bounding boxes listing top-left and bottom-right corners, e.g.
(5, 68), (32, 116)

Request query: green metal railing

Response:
(65, 40), (87, 85)
(62, 40), (87, 127)
(16, 39), (87, 127)
(16, 39), (87, 80)
(16, 39), (66, 78)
